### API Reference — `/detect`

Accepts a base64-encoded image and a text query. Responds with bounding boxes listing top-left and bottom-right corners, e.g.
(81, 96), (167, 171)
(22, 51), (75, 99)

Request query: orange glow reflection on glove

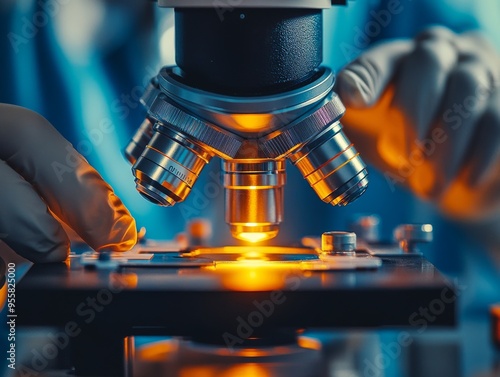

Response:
(338, 27), (500, 223)
(0, 104), (137, 262)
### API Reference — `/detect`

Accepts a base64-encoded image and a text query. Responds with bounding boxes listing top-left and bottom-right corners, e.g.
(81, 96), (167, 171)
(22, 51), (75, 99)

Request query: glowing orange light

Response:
(0, 282), (6, 312)
(189, 246), (315, 256)
(491, 305), (500, 349)
(179, 366), (218, 377)
(137, 339), (179, 362)
(205, 344), (301, 358)
(218, 267), (289, 291)
(180, 364), (271, 377)
(229, 113), (274, 132)
(185, 245), (311, 291)
(232, 223), (279, 244)
(297, 336), (322, 351)
(236, 231), (276, 243)
(241, 251), (264, 259)
(237, 348), (267, 357)
(223, 260), (275, 269)
(438, 165), (500, 221)
(124, 336), (135, 366)
(109, 272), (138, 289)
(342, 84), (442, 201)
(342, 84), (413, 170)
(221, 364), (271, 377)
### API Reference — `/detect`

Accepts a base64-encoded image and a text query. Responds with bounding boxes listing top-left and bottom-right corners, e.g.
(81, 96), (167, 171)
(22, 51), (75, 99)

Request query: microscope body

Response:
(125, 1), (368, 242)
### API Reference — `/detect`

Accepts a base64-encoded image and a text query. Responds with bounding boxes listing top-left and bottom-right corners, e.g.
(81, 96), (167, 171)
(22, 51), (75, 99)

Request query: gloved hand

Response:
(0, 104), (137, 263)
(336, 26), (500, 223)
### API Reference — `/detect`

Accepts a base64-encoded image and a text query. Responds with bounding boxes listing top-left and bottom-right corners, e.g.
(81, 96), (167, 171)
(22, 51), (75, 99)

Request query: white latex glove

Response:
(336, 26), (500, 225)
(0, 104), (137, 263)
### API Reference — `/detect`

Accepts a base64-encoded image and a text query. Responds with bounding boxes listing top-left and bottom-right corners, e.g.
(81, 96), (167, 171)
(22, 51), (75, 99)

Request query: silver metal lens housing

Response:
(223, 160), (286, 243)
(289, 122), (368, 206)
(133, 126), (213, 206)
(125, 65), (369, 241)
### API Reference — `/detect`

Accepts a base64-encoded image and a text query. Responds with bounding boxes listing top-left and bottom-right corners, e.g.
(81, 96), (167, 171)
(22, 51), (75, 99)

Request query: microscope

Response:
(124, 0), (369, 244)
(15, 5), (460, 376)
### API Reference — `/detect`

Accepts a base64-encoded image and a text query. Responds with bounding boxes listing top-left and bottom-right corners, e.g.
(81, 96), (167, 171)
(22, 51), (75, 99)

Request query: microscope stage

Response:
(18, 247), (455, 333)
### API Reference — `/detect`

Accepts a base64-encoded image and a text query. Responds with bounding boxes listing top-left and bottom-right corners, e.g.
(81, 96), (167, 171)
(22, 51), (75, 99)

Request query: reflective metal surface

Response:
(349, 214), (381, 243)
(289, 122), (368, 206)
(223, 160), (286, 243)
(321, 231), (357, 255)
(125, 66), (368, 241)
(124, 118), (154, 165)
(394, 224), (434, 253)
(158, 66), (334, 121)
(133, 127), (213, 206)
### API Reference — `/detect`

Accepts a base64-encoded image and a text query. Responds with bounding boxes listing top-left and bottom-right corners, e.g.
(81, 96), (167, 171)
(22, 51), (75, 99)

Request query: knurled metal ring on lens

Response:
(259, 92), (346, 159)
(140, 78), (161, 108)
(147, 93), (243, 159)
